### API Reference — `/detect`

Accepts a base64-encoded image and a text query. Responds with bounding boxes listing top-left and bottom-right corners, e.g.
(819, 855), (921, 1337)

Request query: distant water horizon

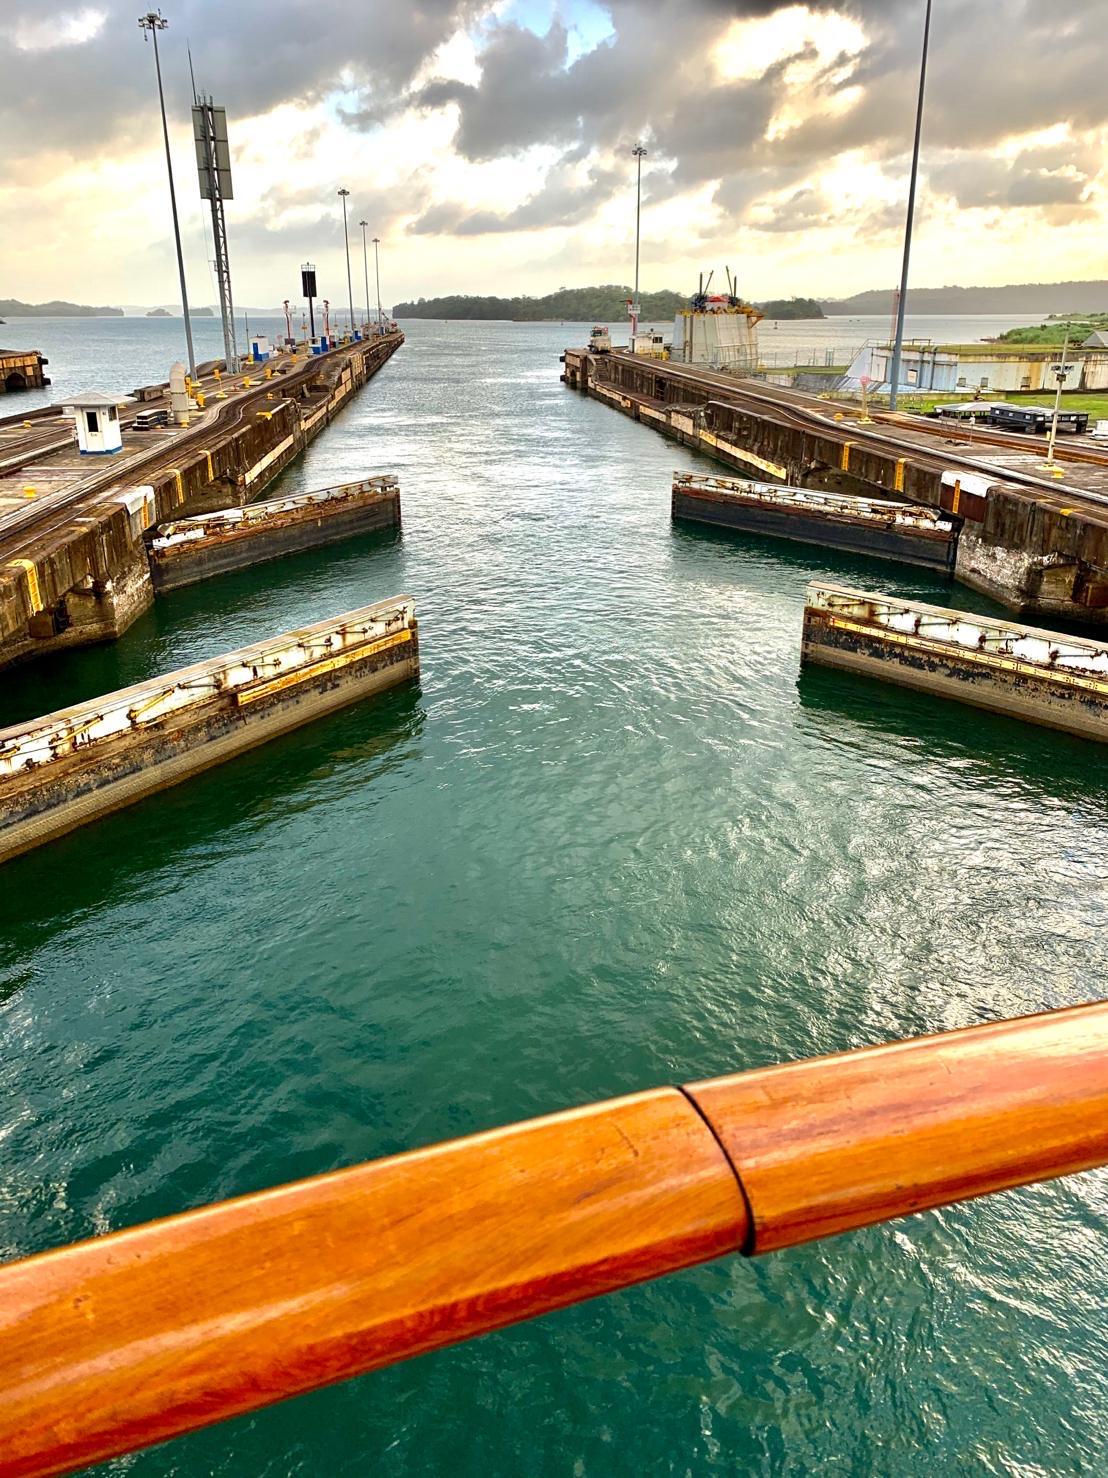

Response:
(1, 312), (1046, 414)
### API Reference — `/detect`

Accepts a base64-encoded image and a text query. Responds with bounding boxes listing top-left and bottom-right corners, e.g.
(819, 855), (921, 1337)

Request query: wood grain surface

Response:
(0, 1088), (745, 1478)
(687, 1000), (1108, 1252)
(4, 1002), (1108, 1476)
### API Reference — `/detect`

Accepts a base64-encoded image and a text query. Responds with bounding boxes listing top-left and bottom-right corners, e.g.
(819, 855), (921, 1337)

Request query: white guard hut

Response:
(66, 392), (124, 455)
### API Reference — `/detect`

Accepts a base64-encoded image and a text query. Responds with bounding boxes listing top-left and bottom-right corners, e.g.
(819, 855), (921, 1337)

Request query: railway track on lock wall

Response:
(744, 376), (1108, 470)
(0, 392), (264, 562)
(628, 357), (1108, 514)
(0, 344), (382, 563)
(0, 367), (260, 478)
(659, 366), (1108, 465)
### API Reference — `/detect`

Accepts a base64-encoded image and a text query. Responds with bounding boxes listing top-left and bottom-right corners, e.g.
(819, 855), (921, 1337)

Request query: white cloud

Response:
(1, 1), (1107, 305)
(10, 6), (106, 51)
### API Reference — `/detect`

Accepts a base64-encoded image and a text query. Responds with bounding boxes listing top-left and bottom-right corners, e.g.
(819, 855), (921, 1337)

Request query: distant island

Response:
(393, 286), (824, 321)
(757, 297), (825, 320)
(822, 280), (1108, 315)
(0, 297), (123, 317)
(393, 286), (687, 321)
(145, 306), (214, 317)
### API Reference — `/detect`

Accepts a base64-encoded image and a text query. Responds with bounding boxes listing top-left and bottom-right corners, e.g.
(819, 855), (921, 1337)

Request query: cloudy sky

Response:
(1, 0), (1105, 309)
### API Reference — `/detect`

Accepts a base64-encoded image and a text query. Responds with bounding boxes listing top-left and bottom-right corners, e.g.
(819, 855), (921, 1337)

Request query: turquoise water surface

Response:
(1, 320), (1106, 1475)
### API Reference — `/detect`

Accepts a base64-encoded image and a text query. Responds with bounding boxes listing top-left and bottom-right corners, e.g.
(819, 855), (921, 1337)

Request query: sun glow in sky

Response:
(1, 0), (1105, 309)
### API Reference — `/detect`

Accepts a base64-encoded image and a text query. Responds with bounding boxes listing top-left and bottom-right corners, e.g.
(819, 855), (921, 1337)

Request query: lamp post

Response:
(630, 143), (646, 343)
(337, 188), (354, 338)
(358, 220), (371, 333)
(887, 0), (932, 411)
(138, 9), (196, 375)
(372, 236), (383, 329)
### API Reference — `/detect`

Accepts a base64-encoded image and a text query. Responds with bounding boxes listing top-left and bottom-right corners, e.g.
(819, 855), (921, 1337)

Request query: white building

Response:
(66, 393), (124, 455)
(843, 341), (1106, 396)
(631, 329), (668, 359)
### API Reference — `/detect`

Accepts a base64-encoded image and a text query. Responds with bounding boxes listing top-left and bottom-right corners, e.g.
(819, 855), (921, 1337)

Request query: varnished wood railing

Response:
(3, 1001), (1108, 1477)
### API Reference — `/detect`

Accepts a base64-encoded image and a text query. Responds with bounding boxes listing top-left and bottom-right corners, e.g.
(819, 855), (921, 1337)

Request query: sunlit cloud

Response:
(0, 0), (1106, 307)
(10, 6), (106, 51)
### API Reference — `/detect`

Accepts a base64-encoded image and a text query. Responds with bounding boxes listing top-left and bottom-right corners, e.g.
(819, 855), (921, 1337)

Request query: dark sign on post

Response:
(301, 264), (318, 340)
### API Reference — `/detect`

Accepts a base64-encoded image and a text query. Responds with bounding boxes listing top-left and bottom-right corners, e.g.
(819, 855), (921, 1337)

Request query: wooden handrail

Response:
(2, 1001), (1107, 1477)
(687, 999), (1108, 1251)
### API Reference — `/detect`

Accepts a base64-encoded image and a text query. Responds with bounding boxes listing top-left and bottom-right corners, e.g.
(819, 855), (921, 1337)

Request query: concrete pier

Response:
(801, 581), (1108, 743)
(563, 346), (1108, 625)
(0, 348), (49, 393)
(0, 597), (419, 864)
(0, 332), (403, 669)
(147, 476), (400, 592)
(673, 472), (957, 572)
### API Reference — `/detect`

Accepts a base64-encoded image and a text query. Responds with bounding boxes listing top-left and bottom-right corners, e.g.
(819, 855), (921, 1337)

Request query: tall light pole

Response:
(337, 188), (354, 338)
(139, 9), (196, 375)
(630, 143), (647, 343)
(358, 220), (371, 332)
(372, 237), (383, 328)
(887, 0), (932, 411)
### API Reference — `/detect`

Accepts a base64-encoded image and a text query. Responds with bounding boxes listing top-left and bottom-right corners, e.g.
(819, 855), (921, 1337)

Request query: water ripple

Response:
(1, 321), (1106, 1476)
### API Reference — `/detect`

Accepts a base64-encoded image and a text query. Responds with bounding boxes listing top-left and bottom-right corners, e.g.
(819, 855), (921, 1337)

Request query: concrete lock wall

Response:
(0, 599), (419, 864)
(671, 474), (957, 573)
(147, 479), (401, 592)
(0, 335), (404, 671)
(562, 344), (1108, 627)
(801, 582), (1108, 744)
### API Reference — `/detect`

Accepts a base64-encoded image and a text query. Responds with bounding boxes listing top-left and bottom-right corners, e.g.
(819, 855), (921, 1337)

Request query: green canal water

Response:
(2, 321), (1106, 1475)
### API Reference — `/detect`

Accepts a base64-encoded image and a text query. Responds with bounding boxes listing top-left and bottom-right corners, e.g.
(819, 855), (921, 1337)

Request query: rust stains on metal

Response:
(0, 598), (419, 863)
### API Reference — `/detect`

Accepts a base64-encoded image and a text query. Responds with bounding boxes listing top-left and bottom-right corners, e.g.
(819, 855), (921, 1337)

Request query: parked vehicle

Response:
(929, 401), (1089, 434)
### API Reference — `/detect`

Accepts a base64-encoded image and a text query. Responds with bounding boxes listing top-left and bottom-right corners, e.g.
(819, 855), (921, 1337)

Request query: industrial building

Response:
(842, 341), (1108, 396)
(671, 302), (761, 371)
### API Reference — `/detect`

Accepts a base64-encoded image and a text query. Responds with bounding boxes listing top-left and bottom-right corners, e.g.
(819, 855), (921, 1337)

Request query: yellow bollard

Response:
(23, 486), (36, 499)
(242, 376), (252, 388)
(195, 392), (206, 409)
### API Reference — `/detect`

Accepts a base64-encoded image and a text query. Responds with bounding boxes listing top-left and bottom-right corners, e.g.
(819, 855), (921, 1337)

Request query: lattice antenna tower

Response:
(191, 79), (239, 372)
